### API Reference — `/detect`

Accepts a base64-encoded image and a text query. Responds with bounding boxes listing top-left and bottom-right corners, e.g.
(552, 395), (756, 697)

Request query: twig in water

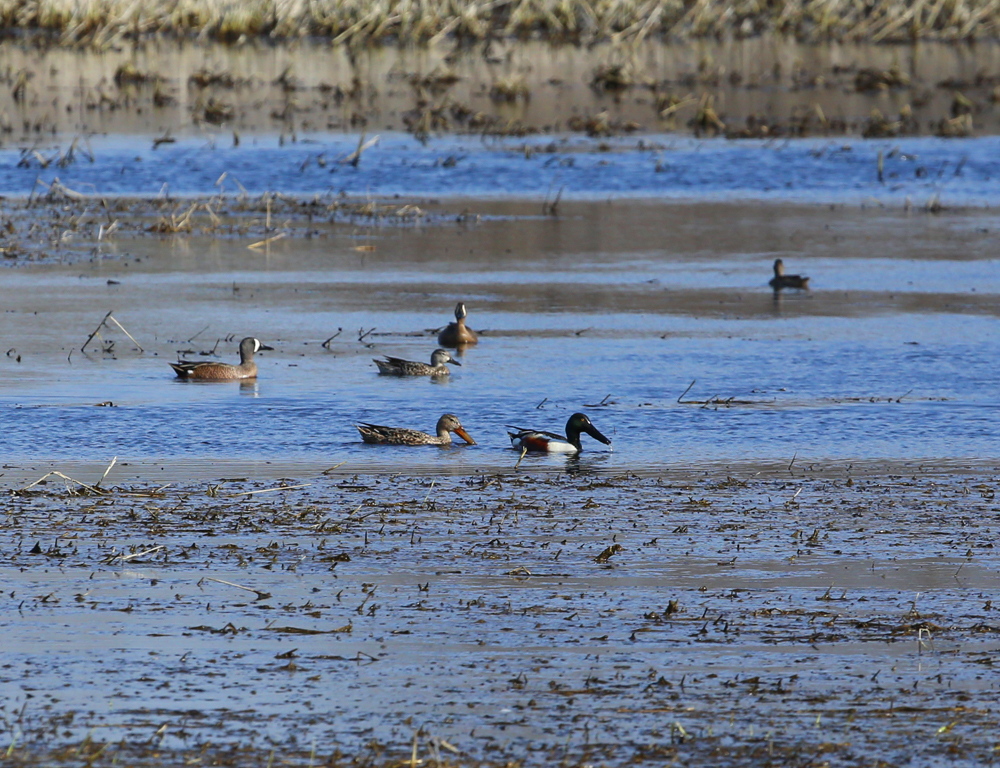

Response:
(321, 329), (343, 349)
(344, 133), (380, 167)
(358, 327), (376, 343)
(200, 577), (271, 601)
(321, 460), (348, 475)
(95, 456), (117, 488)
(677, 380), (697, 403)
(119, 544), (164, 562)
(535, 397), (548, 409)
(18, 471), (104, 495)
(896, 389), (913, 403)
(247, 232), (286, 250)
(82, 311), (144, 352)
(186, 325), (210, 343)
(226, 483), (311, 497)
(514, 446), (528, 470)
(788, 452), (798, 473)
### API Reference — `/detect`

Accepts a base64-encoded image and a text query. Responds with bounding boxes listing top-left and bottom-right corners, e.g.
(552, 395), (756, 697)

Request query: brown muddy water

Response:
(4, 37), (1000, 141)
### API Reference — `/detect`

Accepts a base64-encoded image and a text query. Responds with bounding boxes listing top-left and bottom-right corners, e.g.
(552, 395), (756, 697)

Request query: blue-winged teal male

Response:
(170, 337), (274, 380)
(438, 302), (478, 347)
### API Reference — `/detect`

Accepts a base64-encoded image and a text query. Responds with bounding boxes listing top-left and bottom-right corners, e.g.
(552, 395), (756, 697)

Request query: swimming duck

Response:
(356, 413), (477, 446)
(374, 349), (461, 376)
(769, 259), (810, 291)
(438, 302), (479, 347)
(507, 413), (612, 454)
(170, 337), (274, 380)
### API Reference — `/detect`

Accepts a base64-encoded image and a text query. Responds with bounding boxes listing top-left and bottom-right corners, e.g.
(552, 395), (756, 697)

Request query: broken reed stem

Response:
(81, 310), (114, 352)
(200, 576), (271, 600)
(81, 311), (143, 352)
(119, 544), (164, 562)
(248, 232), (286, 249)
(677, 380), (697, 403)
(19, 470), (105, 495)
(514, 446), (528, 469)
(95, 456), (117, 487)
(226, 483), (311, 497)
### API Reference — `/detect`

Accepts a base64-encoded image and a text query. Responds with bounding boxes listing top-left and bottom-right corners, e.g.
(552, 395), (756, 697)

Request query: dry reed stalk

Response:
(82, 310), (143, 352)
(18, 470), (105, 495)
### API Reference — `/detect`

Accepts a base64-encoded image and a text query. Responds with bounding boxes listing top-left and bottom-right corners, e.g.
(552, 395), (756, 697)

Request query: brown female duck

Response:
(356, 414), (476, 446)
(374, 349), (461, 376)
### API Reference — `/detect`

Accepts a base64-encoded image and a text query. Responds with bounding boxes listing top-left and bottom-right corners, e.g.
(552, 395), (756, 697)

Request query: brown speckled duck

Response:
(356, 414), (476, 446)
(374, 349), (461, 376)
(170, 337), (274, 380)
(769, 259), (810, 291)
(437, 302), (478, 347)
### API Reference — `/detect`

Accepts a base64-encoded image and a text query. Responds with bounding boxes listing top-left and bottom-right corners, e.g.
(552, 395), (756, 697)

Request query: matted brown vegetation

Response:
(0, 0), (1000, 47)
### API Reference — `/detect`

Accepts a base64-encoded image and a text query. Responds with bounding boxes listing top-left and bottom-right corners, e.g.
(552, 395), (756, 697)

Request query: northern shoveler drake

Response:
(356, 413), (476, 446)
(374, 349), (461, 376)
(769, 258), (810, 291)
(507, 413), (612, 453)
(438, 302), (479, 347)
(170, 337), (274, 380)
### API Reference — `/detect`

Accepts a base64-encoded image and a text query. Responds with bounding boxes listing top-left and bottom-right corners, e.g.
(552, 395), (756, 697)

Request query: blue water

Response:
(9, 133), (1000, 205)
(0, 280), (996, 474)
(0, 133), (998, 475)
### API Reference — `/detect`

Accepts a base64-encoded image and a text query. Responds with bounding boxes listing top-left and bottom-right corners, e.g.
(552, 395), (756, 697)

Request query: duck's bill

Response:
(586, 424), (612, 446)
(448, 358), (462, 366)
(259, 344), (275, 351)
(454, 426), (477, 445)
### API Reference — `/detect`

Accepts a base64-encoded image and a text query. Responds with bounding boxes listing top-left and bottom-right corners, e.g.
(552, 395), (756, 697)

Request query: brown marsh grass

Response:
(4, 0), (1000, 47)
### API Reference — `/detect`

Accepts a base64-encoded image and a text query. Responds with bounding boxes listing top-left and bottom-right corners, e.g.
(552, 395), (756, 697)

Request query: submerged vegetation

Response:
(3, 0), (1000, 47)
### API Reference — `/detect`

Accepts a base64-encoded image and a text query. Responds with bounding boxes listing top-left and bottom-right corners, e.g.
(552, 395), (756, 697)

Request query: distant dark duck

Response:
(356, 413), (477, 446)
(374, 349), (461, 376)
(769, 259), (810, 291)
(507, 413), (612, 454)
(438, 302), (478, 347)
(170, 337), (274, 380)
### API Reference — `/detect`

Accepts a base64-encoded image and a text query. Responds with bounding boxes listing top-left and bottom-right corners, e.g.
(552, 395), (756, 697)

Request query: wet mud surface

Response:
(3, 466), (1000, 767)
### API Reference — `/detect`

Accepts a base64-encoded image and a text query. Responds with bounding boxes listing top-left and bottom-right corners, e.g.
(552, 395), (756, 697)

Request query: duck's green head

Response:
(566, 412), (611, 446)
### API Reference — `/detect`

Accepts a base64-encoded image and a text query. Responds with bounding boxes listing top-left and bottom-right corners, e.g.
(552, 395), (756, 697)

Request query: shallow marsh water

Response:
(9, 133), (1000, 204)
(0, 126), (998, 765)
(0, 197), (997, 474)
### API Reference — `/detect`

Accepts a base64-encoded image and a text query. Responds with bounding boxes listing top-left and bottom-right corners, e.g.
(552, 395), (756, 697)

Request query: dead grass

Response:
(3, 0), (1000, 47)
